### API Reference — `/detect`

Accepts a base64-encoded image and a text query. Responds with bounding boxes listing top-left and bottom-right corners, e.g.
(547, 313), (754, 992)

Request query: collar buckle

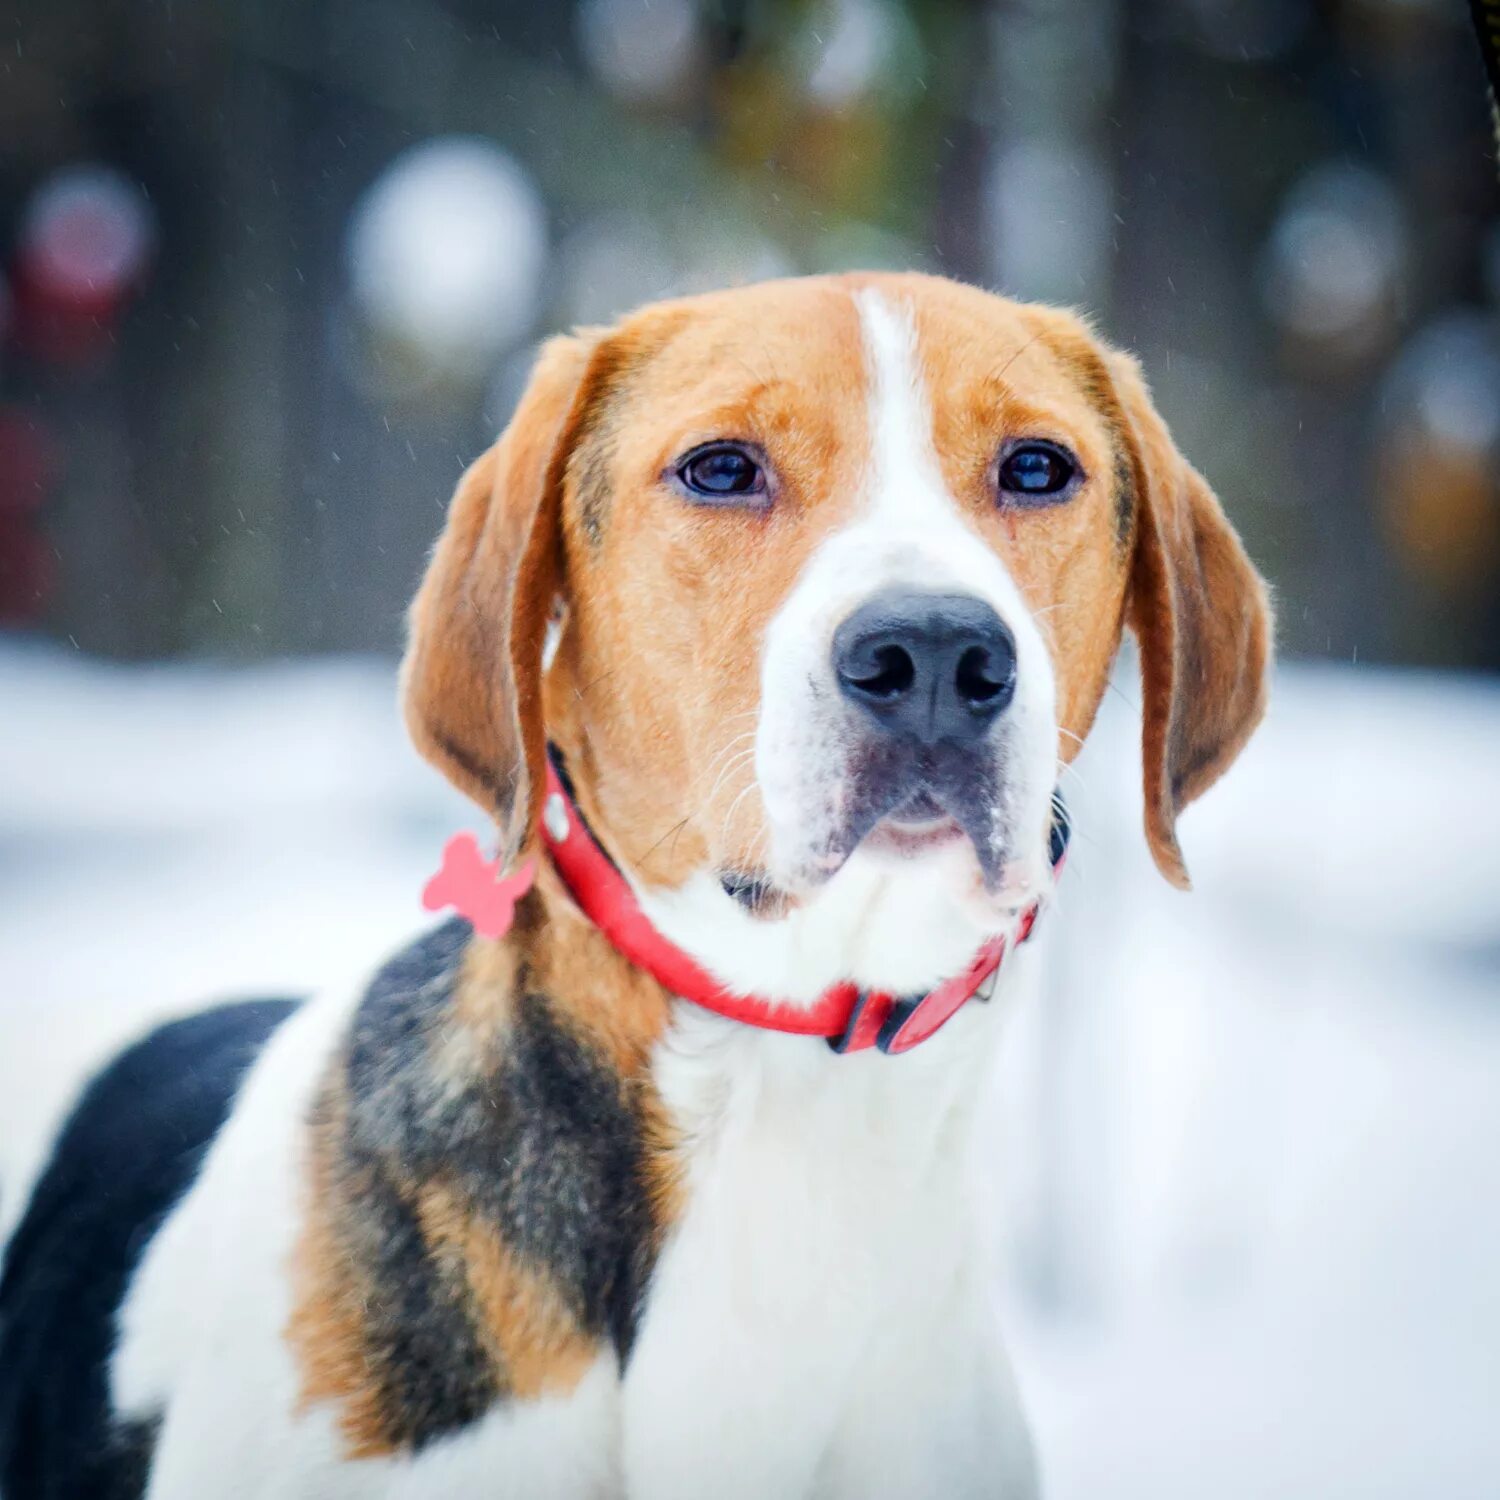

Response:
(828, 990), (890, 1054)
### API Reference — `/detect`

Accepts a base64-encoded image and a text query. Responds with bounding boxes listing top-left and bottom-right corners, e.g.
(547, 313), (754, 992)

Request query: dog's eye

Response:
(676, 444), (766, 503)
(997, 441), (1079, 501)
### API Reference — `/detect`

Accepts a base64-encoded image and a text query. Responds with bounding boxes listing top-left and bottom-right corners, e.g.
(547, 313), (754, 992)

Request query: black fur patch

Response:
(476, 988), (659, 1358)
(327, 919), (501, 1448)
(323, 917), (660, 1449)
(1112, 436), (1138, 546)
(0, 999), (299, 1500)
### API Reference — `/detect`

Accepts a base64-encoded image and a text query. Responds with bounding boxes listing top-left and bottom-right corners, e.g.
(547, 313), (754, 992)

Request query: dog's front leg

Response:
(815, 1270), (1039, 1500)
(618, 1318), (848, 1498)
(617, 1241), (865, 1500)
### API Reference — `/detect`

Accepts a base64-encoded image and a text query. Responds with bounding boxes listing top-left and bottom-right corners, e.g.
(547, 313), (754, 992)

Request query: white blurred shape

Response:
(804, 0), (902, 108)
(1383, 312), (1500, 454)
(577, 0), (703, 103)
(984, 139), (1110, 305)
(19, 164), (156, 301)
(1260, 163), (1405, 347)
(347, 138), (546, 377)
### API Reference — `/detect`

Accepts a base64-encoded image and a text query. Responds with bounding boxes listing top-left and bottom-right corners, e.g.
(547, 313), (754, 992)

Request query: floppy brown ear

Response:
(400, 334), (595, 865)
(1111, 353), (1273, 889)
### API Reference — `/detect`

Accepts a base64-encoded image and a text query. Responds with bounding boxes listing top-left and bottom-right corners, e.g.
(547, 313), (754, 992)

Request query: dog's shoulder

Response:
(287, 902), (681, 1459)
(0, 997), (299, 1499)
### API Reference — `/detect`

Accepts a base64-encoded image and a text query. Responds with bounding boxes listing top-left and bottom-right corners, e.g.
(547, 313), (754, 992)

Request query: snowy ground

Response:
(1, 641), (1497, 1498)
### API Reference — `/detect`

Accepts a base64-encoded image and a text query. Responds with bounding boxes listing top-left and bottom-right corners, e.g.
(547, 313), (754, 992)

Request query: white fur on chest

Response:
(620, 974), (1039, 1500)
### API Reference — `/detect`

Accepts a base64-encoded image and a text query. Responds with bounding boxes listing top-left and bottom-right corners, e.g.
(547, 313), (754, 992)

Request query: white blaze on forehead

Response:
(855, 287), (955, 530)
(845, 286), (1003, 601)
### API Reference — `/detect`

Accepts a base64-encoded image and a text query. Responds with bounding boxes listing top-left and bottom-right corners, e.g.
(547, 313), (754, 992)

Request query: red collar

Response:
(540, 753), (1068, 1057)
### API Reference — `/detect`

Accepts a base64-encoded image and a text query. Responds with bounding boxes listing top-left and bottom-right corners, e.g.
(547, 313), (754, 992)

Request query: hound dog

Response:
(0, 272), (1270, 1500)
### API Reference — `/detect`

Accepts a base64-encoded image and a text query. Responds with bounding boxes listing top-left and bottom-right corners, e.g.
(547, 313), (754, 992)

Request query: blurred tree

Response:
(0, 0), (1494, 667)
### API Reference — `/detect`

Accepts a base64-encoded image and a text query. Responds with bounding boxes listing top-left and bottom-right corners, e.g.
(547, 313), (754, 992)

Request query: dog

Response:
(0, 272), (1270, 1499)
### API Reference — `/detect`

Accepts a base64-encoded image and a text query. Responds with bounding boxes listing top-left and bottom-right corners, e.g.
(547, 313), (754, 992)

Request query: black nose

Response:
(833, 590), (1017, 745)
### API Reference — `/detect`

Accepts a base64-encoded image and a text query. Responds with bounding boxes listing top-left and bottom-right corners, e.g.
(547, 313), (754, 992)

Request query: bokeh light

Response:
(346, 138), (547, 388)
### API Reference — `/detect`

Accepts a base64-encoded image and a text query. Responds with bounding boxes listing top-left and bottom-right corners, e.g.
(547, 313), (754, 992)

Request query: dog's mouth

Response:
(825, 741), (1007, 878)
(865, 799), (966, 856)
(722, 750), (1014, 915)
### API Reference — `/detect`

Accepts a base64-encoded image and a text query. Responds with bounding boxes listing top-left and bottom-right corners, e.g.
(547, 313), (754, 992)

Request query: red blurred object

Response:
(10, 165), (156, 367)
(0, 519), (56, 623)
(0, 410), (62, 623)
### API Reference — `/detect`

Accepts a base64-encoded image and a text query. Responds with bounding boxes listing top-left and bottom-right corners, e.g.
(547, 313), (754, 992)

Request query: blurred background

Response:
(1, 2), (1498, 1497)
(3, 0), (1498, 662)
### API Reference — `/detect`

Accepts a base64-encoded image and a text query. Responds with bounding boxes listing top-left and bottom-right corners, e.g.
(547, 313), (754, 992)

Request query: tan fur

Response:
(415, 1181), (598, 1400)
(498, 874), (688, 1227)
(455, 875), (682, 1217)
(289, 890), (684, 1451)
(1108, 350), (1272, 887)
(401, 334), (597, 865)
(541, 280), (870, 890)
(529, 892), (687, 1230)
(288, 1082), (402, 1460)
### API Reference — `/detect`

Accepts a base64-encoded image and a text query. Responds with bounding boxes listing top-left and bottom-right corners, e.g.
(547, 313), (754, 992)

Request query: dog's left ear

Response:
(1110, 351), (1273, 889)
(400, 333), (597, 866)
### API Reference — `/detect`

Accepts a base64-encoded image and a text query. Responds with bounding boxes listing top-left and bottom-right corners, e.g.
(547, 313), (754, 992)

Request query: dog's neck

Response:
(516, 834), (1032, 1068)
(633, 852), (1029, 1007)
(517, 859), (1013, 1189)
(542, 729), (1048, 1010)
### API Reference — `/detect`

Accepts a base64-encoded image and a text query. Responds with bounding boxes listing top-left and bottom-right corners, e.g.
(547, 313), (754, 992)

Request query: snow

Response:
(2, 640), (1497, 1497)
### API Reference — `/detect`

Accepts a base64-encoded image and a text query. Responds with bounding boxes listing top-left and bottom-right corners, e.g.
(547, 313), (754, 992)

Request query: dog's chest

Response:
(618, 1005), (999, 1485)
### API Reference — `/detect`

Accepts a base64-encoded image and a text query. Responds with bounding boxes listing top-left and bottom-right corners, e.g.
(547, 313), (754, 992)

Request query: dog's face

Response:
(404, 273), (1270, 992)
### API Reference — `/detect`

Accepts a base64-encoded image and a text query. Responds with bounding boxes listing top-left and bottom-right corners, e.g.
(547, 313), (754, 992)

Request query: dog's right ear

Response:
(401, 334), (595, 865)
(1110, 350), (1273, 890)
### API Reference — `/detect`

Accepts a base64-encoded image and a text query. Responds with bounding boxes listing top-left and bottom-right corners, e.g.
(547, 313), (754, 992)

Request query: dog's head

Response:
(403, 273), (1270, 996)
